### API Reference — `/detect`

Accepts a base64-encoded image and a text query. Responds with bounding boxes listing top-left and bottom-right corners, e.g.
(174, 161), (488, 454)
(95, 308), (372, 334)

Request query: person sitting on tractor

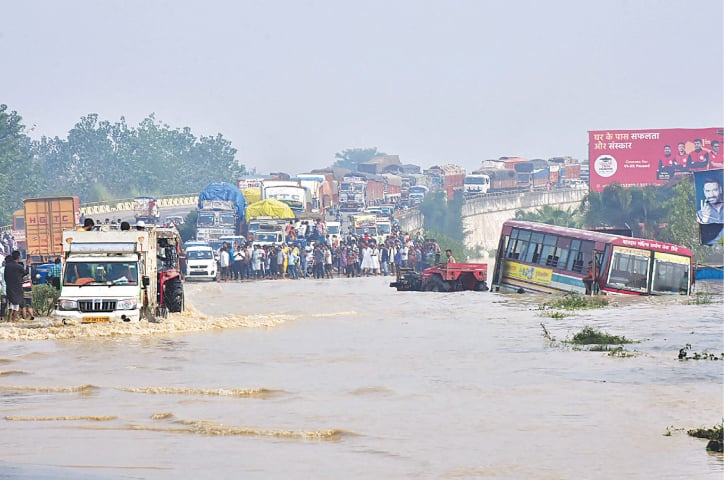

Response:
(445, 249), (456, 264)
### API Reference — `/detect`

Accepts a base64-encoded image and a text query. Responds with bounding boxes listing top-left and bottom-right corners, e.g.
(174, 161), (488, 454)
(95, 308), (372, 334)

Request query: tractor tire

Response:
(164, 277), (184, 313)
(425, 275), (450, 292)
(475, 281), (489, 292)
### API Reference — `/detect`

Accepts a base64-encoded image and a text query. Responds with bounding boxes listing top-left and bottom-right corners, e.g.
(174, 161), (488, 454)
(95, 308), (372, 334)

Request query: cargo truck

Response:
(24, 196), (80, 261)
(55, 226), (184, 324)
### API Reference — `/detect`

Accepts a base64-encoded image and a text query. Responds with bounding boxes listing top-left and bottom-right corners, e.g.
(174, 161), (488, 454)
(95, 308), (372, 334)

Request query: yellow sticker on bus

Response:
(504, 261), (553, 284)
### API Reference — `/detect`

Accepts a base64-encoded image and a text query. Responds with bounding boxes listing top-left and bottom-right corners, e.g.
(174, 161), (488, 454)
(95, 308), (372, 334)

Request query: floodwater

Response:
(0, 272), (722, 480)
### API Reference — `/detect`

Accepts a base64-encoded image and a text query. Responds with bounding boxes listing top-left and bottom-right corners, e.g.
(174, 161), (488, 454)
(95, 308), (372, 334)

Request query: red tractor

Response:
(390, 263), (489, 292)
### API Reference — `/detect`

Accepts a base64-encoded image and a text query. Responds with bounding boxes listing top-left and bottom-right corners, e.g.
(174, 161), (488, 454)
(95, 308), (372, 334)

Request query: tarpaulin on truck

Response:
(198, 182), (247, 222)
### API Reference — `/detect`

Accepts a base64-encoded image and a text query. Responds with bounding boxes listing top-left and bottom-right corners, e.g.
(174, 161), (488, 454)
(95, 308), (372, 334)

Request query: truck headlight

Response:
(116, 298), (138, 310)
(57, 299), (78, 311)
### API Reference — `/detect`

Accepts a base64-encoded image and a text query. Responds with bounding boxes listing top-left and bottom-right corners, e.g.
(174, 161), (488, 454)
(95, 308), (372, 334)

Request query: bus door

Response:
(593, 250), (604, 294)
(491, 233), (509, 291)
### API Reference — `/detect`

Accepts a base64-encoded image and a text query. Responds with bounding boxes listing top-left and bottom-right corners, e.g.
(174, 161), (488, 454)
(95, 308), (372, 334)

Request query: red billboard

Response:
(588, 127), (724, 192)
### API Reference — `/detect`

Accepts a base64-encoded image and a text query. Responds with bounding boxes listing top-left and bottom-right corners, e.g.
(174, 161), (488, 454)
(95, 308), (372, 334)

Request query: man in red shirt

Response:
(687, 138), (710, 170)
(656, 144), (678, 179)
(710, 140), (722, 169)
(674, 142), (690, 171)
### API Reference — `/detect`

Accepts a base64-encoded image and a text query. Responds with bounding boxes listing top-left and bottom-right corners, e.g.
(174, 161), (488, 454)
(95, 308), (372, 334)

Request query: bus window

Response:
(606, 246), (650, 292)
(524, 232), (544, 263)
(540, 234), (557, 266)
(507, 229), (531, 260)
(567, 240), (582, 272)
(651, 252), (691, 294)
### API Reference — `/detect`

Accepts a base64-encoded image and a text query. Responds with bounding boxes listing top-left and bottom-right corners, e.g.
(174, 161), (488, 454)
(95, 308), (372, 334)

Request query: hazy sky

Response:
(2, 0), (723, 175)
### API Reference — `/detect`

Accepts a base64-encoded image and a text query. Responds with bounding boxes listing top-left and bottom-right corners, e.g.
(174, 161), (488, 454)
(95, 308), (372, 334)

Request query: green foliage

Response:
(0, 110), (247, 221)
(32, 284), (60, 317)
(605, 346), (636, 357)
(659, 178), (714, 261)
(0, 105), (41, 224)
(515, 205), (583, 228)
(687, 423), (724, 452)
(419, 190), (468, 245)
(332, 147), (385, 171)
(566, 325), (635, 345)
(581, 184), (668, 238)
(177, 210), (199, 242)
(677, 344), (723, 360)
(541, 291), (609, 310)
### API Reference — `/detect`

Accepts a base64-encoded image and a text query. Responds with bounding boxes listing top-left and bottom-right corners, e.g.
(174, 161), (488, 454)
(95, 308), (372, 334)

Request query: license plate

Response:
(82, 316), (110, 324)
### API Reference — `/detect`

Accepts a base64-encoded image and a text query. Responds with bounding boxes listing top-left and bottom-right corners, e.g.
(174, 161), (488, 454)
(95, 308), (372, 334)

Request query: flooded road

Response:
(0, 275), (722, 479)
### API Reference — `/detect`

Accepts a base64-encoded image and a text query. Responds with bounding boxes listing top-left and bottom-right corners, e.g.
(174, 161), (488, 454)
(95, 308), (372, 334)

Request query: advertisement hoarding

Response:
(588, 127), (723, 192)
(693, 169), (724, 246)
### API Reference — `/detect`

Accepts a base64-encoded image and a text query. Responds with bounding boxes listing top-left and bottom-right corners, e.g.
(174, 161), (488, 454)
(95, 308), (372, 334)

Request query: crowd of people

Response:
(205, 220), (451, 282)
(0, 231), (20, 257)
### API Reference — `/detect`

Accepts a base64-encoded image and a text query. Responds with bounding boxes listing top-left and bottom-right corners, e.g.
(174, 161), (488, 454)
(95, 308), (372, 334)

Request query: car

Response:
(184, 244), (218, 281)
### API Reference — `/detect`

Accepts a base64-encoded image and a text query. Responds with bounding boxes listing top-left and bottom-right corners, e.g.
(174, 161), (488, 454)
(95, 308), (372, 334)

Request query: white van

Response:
(185, 244), (217, 280)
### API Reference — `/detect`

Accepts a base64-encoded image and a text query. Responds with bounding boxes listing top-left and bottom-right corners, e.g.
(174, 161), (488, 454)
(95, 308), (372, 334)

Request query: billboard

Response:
(588, 127), (723, 192)
(694, 169), (724, 246)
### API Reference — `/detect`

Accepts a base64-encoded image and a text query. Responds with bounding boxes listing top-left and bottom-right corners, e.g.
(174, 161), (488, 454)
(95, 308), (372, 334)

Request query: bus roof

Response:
(502, 220), (693, 257)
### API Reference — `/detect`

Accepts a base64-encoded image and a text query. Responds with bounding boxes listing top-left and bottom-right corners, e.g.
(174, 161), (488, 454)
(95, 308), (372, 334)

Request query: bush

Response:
(32, 284), (60, 317)
(688, 423), (724, 452)
(566, 325), (635, 345)
(541, 291), (609, 311)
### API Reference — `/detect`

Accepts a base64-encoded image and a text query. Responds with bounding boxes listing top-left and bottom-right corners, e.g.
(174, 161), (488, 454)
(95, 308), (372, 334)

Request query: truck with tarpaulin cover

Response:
(196, 182), (246, 243)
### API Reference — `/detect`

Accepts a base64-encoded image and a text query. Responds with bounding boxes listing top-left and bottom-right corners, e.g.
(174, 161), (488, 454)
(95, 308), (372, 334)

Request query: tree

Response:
(30, 113), (246, 203)
(419, 190), (469, 245)
(515, 205), (582, 228)
(0, 105), (39, 223)
(333, 147), (385, 171)
(659, 177), (714, 261)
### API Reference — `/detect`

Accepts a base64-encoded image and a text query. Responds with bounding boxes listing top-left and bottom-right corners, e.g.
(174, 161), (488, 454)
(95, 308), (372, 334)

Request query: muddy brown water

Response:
(0, 275), (722, 479)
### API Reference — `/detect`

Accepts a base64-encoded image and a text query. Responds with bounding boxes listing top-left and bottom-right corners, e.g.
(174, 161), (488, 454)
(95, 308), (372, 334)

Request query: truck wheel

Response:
(164, 277), (184, 313)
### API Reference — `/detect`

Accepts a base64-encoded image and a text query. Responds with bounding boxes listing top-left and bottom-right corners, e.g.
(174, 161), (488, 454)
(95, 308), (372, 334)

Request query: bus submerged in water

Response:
(491, 220), (694, 296)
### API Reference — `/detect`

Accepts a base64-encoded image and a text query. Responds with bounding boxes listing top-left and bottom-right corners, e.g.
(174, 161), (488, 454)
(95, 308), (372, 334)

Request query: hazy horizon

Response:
(2, 0), (722, 175)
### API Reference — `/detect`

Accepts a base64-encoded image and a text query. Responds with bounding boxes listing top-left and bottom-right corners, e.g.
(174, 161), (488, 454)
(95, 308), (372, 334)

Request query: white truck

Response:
(55, 227), (184, 324)
(252, 222), (286, 247)
(261, 180), (311, 215)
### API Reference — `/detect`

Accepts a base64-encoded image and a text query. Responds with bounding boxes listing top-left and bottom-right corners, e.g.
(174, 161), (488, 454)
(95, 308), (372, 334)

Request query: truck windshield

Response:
(219, 214), (237, 226)
(64, 261), (138, 286)
(197, 214), (215, 227)
(255, 233), (278, 243)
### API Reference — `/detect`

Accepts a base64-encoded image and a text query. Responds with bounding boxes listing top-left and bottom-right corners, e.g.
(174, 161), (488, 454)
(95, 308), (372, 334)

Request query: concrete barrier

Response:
(79, 193), (198, 214)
